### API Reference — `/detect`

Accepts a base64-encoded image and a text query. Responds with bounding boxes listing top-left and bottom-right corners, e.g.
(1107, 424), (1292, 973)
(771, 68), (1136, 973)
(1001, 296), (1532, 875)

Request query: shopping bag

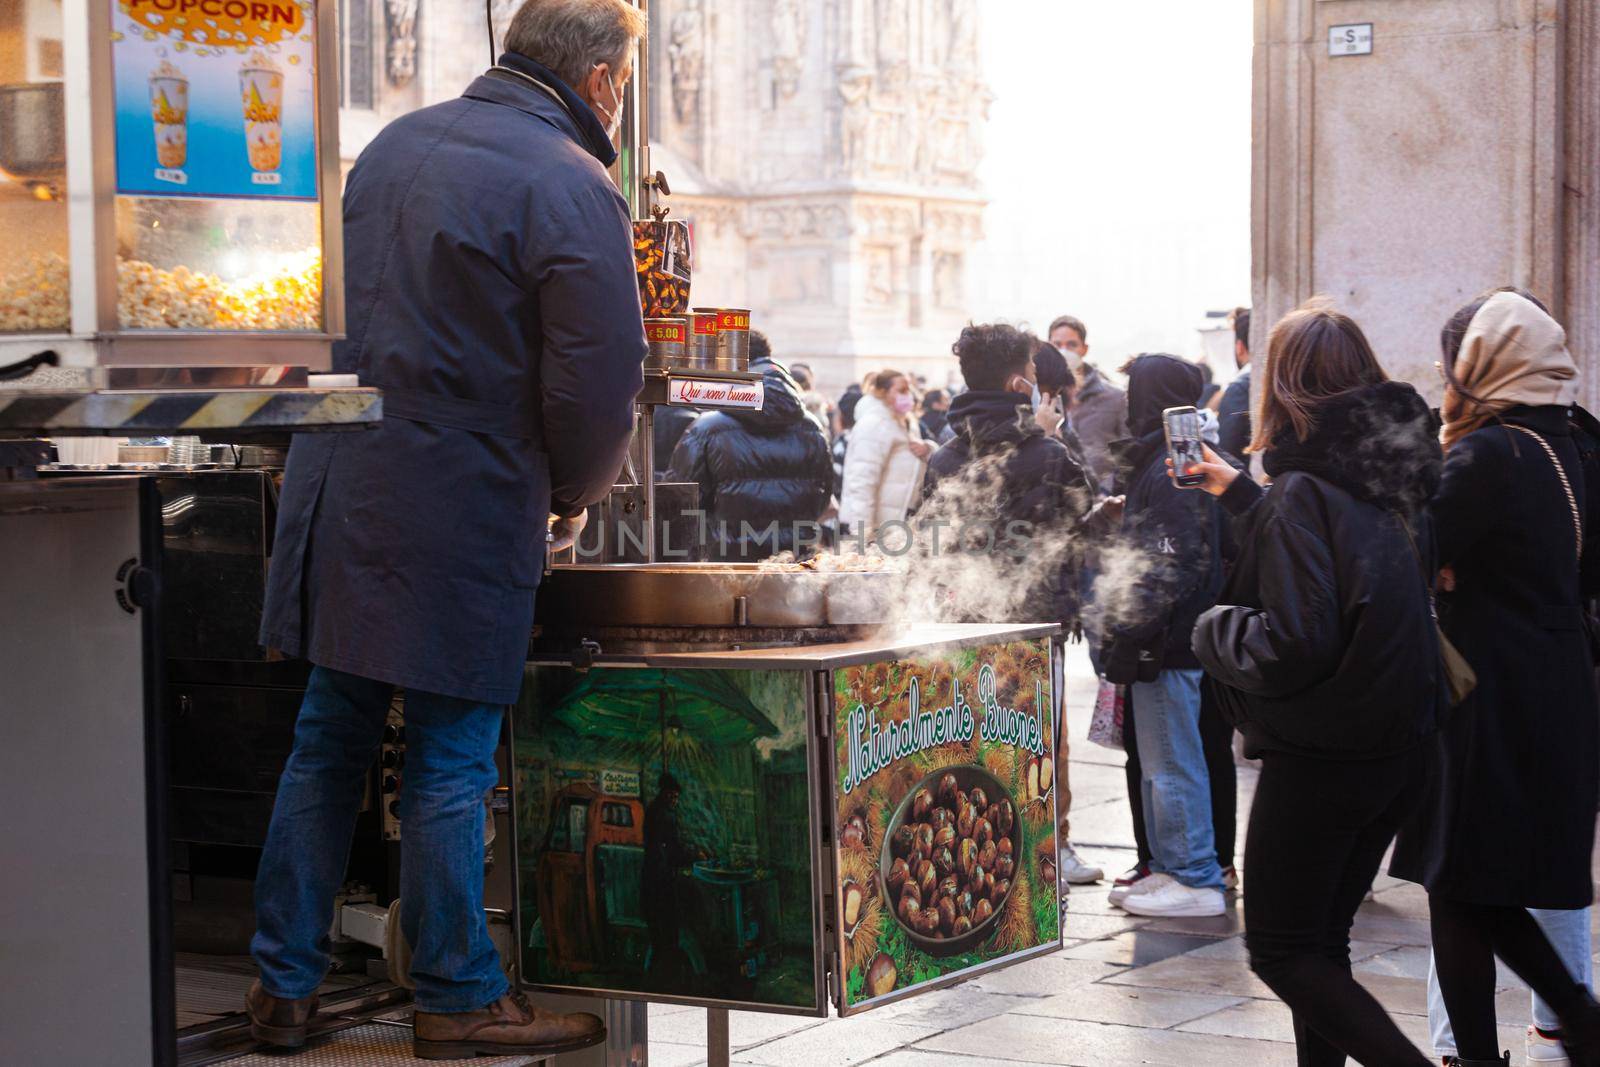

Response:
(1087, 678), (1125, 751)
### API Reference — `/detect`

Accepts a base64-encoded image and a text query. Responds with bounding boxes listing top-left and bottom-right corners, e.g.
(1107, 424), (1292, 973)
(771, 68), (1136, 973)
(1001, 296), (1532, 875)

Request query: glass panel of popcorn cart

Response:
(0, 0), (70, 334)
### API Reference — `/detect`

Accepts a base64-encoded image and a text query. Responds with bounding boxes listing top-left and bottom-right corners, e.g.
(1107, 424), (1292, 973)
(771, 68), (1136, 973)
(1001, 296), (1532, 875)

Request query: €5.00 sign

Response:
(110, 0), (319, 200)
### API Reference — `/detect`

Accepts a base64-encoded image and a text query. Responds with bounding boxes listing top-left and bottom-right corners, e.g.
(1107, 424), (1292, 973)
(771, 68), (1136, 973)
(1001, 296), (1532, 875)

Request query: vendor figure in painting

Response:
(643, 773), (702, 986)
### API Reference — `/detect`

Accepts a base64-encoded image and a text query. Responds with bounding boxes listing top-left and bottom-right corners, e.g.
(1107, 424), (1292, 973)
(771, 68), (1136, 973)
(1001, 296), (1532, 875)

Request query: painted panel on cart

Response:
(512, 666), (819, 1010)
(832, 638), (1062, 1013)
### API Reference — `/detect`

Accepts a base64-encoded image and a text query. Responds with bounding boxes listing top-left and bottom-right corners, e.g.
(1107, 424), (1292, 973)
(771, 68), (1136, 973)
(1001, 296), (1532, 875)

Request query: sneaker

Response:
(1109, 870), (1169, 908)
(1222, 865), (1239, 892)
(1061, 845), (1104, 885)
(1118, 879), (1227, 918)
(1113, 861), (1151, 888)
(1528, 1025), (1571, 1065)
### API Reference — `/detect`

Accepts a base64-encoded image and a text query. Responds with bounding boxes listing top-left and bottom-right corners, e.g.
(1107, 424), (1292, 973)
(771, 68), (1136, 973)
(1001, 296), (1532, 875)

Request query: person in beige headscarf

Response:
(1389, 288), (1600, 1067)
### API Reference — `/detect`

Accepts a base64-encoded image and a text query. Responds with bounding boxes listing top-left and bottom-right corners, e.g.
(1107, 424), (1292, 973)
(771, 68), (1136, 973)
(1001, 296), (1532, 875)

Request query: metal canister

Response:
(693, 307), (752, 370)
(644, 316), (689, 369)
(687, 310), (720, 369)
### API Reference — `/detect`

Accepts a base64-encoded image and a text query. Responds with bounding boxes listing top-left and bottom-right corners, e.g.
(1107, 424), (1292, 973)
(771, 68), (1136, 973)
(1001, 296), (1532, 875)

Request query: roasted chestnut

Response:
(930, 807), (953, 832)
(973, 898), (994, 924)
(916, 859), (938, 898)
(1040, 855), (1058, 888)
(900, 881), (922, 910)
(957, 838), (978, 879)
(867, 952), (897, 996)
(969, 786), (989, 812)
(997, 837), (1013, 858)
(957, 803), (977, 838)
(995, 854), (1015, 880)
(842, 879), (865, 930)
(891, 825), (916, 858)
(973, 818), (994, 848)
(993, 878), (1011, 903)
(913, 824), (935, 860)
(911, 787), (934, 822)
(887, 857), (911, 896)
(994, 800), (1015, 837)
(932, 846), (955, 876)
(840, 822), (866, 850)
(937, 895), (957, 933)
(982, 871), (996, 899)
(899, 894), (921, 925)
(956, 890), (974, 918)
(937, 874), (959, 900)
(933, 825), (957, 851)
(970, 864), (987, 895)
(914, 908), (941, 937)
(937, 772), (959, 805)
(952, 915), (972, 935)
(977, 840), (997, 872)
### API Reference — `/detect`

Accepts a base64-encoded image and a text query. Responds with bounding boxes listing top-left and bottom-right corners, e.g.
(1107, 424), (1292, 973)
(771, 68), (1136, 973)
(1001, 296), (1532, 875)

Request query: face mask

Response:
(892, 393), (915, 415)
(592, 64), (625, 141)
(1031, 381), (1043, 411)
(1055, 343), (1085, 372)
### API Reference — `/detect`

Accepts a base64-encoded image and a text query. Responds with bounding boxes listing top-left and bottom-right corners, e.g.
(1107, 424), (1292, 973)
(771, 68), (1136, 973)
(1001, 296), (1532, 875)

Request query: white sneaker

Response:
(1061, 845), (1104, 885)
(1118, 879), (1227, 918)
(1109, 870), (1170, 908)
(1528, 1025), (1571, 1065)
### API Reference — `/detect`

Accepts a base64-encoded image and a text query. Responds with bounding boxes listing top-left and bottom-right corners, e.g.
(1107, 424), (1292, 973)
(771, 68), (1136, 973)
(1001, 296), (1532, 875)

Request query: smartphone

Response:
(1163, 406), (1207, 488)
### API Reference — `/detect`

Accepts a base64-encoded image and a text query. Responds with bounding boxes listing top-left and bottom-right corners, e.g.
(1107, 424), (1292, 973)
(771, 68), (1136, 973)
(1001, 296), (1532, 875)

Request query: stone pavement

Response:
(643, 644), (1587, 1066)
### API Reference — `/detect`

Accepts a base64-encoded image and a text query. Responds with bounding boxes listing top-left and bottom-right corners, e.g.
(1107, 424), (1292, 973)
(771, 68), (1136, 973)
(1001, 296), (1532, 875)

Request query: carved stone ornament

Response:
(772, 0), (805, 98)
(386, 0), (419, 87)
(669, 0), (706, 125)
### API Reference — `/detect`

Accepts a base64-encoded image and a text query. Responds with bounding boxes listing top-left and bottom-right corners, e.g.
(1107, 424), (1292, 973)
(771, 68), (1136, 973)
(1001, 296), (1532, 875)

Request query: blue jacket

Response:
(260, 56), (645, 703)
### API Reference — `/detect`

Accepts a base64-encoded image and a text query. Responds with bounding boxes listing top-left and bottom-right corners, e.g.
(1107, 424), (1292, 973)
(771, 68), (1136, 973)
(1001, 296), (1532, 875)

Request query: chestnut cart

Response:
(518, 567), (1068, 1064)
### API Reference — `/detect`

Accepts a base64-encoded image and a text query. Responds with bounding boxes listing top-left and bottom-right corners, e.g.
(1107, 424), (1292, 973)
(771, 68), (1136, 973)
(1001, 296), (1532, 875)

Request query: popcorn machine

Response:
(0, 0), (342, 372)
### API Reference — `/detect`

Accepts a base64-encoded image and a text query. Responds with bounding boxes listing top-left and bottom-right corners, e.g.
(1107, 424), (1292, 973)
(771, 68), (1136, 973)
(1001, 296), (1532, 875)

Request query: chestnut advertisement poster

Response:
(832, 639), (1061, 1013)
(512, 665), (823, 1012)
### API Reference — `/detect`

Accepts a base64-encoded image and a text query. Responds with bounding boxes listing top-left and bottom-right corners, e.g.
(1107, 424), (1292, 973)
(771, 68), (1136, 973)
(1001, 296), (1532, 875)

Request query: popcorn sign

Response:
(110, 0), (318, 199)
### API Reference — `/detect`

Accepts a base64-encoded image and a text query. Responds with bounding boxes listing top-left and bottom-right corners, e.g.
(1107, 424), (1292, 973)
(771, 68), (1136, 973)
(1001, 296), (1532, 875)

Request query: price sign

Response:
(1328, 23), (1374, 57)
(667, 376), (765, 410)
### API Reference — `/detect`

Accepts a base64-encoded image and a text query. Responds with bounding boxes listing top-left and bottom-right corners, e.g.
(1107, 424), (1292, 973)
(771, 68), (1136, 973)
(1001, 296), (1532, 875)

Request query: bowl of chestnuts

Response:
(878, 765), (1021, 957)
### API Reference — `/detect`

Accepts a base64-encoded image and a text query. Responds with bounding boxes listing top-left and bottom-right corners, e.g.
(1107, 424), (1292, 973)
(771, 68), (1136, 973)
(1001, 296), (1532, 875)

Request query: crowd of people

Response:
(656, 292), (1600, 1067)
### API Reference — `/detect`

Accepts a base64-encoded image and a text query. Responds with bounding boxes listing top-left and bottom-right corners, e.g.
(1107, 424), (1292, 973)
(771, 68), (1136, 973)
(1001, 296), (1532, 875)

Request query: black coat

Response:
(923, 390), (1096, 623)
(1194, 382), (1445, 760)
(260, 54), (643, 703)
(653, 406), (697, 475)
(1391, 405), (1600, 908)
(667, 360), (832, 561)
(1217, 369), (1251, 458)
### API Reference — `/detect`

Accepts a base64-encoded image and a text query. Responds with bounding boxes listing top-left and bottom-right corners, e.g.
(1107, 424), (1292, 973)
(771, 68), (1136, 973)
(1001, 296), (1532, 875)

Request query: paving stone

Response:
(1060, 911), (1149, 942)
(1349, 912), (1435, 946)
(1102, 954), (1275, 999)
(732, 1016), (925, 1067)
(1135, 908), (1245, 940)
(866, 986), (1032, 1033)
(645, 1007), (819, 1049)
(854, 1051), (1008, 1067)
(1058, 929), (1218, 968)
(1183, 936), (1394, 964)
(918, 1013), (1300, 1066)
(645, 1040), (710, 1067)
(1014, 982), (1247, 1029)
(1176, 997), (1297, 1043)
(962, 954), (1126, 997)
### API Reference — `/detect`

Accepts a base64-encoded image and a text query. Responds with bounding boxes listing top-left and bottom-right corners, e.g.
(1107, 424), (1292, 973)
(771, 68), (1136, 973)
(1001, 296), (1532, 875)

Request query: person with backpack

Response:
(1187, 302), (1442, 1066)
(1390, 288), (1600, 1067)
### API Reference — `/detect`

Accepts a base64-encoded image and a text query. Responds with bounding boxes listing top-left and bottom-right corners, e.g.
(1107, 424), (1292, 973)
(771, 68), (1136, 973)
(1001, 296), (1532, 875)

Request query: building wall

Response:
(1252, 0), (1598, 406)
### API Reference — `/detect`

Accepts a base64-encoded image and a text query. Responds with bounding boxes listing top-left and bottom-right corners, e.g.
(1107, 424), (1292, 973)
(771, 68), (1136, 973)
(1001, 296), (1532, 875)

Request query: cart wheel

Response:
(385, 899), (416, 991)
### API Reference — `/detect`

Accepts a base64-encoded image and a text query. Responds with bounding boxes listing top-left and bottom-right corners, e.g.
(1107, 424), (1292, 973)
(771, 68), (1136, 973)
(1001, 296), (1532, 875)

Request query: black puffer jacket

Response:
(1102, 355), (1224, 682)
(667, 359), (832, 561)
(923, 390), (1096, 622)
(1193, 381), (1445, 759)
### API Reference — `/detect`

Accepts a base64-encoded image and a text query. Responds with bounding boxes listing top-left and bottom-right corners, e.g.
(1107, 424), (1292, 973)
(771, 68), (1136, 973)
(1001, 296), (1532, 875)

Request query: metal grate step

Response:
(213, 1021), (546, 1066)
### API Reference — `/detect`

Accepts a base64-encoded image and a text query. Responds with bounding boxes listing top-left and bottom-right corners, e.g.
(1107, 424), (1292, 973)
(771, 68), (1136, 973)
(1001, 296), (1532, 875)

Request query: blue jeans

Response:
(1428, 906), (1594, 1053)
(1129, 668), (1224, 890)
(252, 666), (510, 1013)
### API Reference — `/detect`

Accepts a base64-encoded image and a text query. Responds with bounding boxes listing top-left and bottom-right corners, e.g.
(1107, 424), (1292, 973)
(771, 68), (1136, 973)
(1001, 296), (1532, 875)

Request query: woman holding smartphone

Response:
(1183, 301), (1442, 1066)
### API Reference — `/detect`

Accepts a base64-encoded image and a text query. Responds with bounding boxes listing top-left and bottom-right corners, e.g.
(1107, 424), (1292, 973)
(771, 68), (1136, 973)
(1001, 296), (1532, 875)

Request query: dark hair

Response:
(952, 323), (1038, 392)
(1252, 299), (1387, 452)
(838, 384), (862, 428)
(1232, 307), (1251, 351)
(658, 772), (681, 793)
(863, 368), (909, 398)
(1438, 287), (1551, 411)
(1047, 314), (1087, 345)
(748, 330), (772, 364)
(789, 361), (814, 389)
(923, 388), (948, 407)
(1032, 343), (1077, 398)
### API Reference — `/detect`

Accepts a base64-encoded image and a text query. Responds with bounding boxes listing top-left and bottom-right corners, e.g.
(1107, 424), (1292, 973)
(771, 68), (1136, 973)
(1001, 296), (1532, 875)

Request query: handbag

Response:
(1399, 518), (1478, 707)
(1506, 424), (1600, 656)
(1087, 678), (1125, 751)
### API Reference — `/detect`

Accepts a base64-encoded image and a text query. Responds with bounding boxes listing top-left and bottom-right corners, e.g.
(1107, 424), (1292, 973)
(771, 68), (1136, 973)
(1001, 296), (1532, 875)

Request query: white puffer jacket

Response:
(838, 394), (926, 539)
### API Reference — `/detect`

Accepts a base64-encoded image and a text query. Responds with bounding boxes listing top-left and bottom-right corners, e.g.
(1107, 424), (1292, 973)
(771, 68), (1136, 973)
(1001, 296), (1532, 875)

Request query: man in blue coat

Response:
(247, 1), (647, 1057)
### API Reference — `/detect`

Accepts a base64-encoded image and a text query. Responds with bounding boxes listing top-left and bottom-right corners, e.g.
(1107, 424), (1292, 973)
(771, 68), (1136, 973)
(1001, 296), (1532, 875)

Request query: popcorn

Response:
(0, 254), (71, 332)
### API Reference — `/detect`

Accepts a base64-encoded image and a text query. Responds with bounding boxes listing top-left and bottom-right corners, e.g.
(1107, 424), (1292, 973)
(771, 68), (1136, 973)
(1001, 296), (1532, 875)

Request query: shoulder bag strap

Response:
(1506, 425), (1583, 562)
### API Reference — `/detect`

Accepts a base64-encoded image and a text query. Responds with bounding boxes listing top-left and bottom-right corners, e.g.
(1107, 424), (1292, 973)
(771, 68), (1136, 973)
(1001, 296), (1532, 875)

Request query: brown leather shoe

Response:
(244, 979), (319, 1048)
(413, 992), (605, 1059)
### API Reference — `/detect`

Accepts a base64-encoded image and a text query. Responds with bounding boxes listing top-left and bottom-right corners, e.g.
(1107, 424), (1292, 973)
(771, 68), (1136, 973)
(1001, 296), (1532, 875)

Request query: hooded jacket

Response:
(924, 389), (1097, 622)
(1101, 355), (1222, 682)
(667, 359), (832, 561)
(1071, 363), (1129, 493)
(1193, 381), (1445, 759)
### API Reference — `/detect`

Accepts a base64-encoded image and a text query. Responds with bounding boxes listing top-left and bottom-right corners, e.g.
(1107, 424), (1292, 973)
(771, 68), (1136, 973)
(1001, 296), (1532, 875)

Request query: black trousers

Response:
(1244, 749), (1431, 1067)
(1124, 683), (1238, 868)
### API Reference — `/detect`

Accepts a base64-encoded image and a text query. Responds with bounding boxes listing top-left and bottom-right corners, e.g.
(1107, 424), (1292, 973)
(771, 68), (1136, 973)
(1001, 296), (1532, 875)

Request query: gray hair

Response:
(504, 0), (648, 91)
